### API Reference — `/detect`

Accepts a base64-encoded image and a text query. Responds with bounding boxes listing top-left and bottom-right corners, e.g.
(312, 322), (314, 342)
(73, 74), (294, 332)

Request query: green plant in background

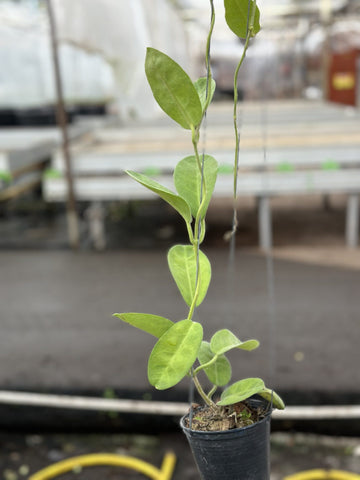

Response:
(114, 0), (284, 412)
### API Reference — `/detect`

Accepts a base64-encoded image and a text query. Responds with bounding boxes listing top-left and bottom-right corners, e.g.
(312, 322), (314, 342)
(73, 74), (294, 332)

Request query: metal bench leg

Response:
(346, 194), (359, 248)
(85, 201), (106, 251)
(258, 196), (272, 251)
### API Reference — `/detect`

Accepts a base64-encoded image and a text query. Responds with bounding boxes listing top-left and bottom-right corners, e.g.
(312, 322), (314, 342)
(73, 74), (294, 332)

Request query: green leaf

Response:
(322, 160), (340, 171)
(174, 155), (218, 219)
(224, 0), (261, 39)
(218, 164), (234, 175)
(237, 339), (259, 351)
(276, 162), (294, 173)
(167, 245), (211, 307)
(210, 329), (259, 355)
(43, 168), (62, 180)
(194, 77), (216, 112)
(258, 387), (285, 410)
(143, 166), (162, 176)
(148, 319), (203, 389)
(198, 341), (231, 387)
(218, 378), (265, 406)
(126, 170), (192, 223)
(113, 313), (173, 338)
(145, 48), (202, 129)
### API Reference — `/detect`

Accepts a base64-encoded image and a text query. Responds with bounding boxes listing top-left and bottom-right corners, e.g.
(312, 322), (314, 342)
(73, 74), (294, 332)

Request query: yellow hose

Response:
(29, 451), (176, 480)
(284, 469), (360, 480)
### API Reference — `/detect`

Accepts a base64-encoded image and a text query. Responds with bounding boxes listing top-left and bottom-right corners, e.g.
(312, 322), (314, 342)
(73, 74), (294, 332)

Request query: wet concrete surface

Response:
(1, 431), (360, 479)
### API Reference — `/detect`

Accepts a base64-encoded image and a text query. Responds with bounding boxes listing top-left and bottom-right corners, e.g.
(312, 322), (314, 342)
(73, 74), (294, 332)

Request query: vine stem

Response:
(233, 30), (252, 197)
(186, 221), (194, 244)
(231, 0), (257, 235)
(203, 0), (215, 112)
(208, 385), (217, 400)
(187, 270), (200, 320)
(193, 353), (219, 375)
(193, 373), (215, 406)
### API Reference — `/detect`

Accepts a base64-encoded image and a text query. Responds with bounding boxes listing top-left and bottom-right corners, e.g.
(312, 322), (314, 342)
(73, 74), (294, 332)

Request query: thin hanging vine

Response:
(114, 0), (285, 413)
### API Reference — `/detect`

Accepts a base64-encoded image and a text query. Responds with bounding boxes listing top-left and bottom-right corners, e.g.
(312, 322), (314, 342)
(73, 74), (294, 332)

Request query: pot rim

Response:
(180, 400), (272, 436)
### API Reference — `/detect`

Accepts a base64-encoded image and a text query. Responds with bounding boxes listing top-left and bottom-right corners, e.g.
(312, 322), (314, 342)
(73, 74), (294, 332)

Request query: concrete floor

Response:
(0, 245), (359, 400)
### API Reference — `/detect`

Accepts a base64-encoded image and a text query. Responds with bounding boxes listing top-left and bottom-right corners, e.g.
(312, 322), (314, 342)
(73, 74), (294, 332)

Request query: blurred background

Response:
(0, 0), (359, 478)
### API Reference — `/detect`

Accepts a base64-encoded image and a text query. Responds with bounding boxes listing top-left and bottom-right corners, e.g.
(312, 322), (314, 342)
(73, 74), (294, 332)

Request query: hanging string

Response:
(260, 94), (277, 388)
(226, 0), (253, 302)
(226, 0), (277, 399)
(227, 0), (254, 248)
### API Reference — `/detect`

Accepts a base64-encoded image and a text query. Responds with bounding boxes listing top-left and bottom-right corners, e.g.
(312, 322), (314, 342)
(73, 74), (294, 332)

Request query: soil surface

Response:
(183, 400), (268, 432)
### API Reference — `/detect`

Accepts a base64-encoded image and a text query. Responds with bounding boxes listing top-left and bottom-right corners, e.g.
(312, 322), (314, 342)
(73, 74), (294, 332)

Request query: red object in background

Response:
(328, 49), (360, 106)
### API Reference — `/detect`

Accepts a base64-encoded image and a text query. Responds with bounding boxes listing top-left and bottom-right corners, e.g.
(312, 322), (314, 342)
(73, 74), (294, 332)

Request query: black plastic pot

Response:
(180, 398), (271, 480)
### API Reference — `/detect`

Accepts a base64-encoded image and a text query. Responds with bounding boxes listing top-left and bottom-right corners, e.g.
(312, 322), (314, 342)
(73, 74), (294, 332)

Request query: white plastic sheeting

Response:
(52, 0), (189, 121)
(0, 2), (115, 110)
(0, 0), (189, 121)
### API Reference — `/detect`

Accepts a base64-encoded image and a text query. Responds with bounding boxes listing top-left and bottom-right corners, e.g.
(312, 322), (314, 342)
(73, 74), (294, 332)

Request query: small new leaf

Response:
(224, 0), (261, 39)
(148, 319), (203, 390)
(174, 155), (218, 219)
(198, 341), (231, 387)
(113, 313), (173, 338)
(210, 329), (259, 355)
(194, 77), (216, 112)
(218, 378), (265, 406)
(145, 48), (203, 129)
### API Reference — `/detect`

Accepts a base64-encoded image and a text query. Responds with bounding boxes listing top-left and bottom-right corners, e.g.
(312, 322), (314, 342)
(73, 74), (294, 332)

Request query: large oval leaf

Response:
(218, 378), (265, 406)
(224, 0), (261, 39)
(210, 329), (259, 355)
(168, 245), (211, 307)
(198, 341), (231, 387)
(113, 313), (173, 338)
(145, 48), (202, 130)
(174, 155), (218, 219)
(148, 319), (203, 390)
(126, 170), (192, 223)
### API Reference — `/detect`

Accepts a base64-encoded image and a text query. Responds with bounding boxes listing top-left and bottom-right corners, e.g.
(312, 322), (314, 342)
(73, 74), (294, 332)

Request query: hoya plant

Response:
(114, 0), (284, 412)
